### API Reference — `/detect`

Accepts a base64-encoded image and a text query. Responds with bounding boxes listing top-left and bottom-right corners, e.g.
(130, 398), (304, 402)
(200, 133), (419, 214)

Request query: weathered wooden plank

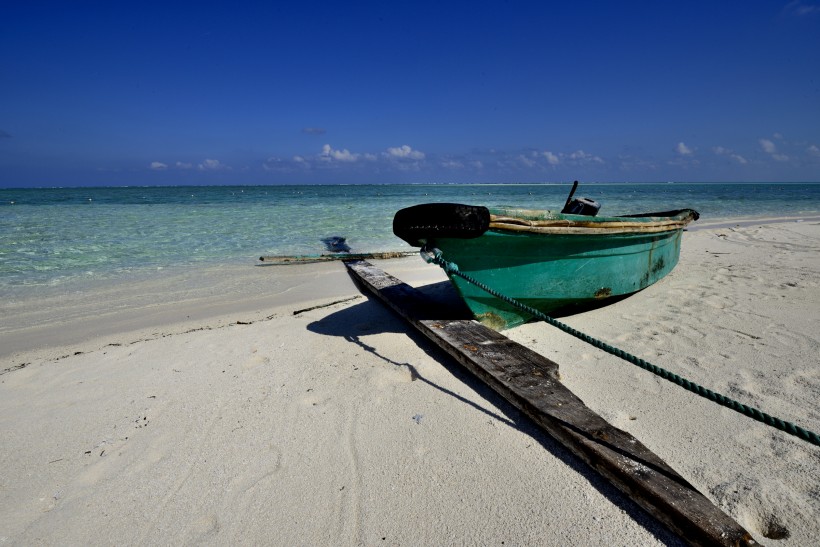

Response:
(259, 251), (415, 264)
(344, 259), (755, 547)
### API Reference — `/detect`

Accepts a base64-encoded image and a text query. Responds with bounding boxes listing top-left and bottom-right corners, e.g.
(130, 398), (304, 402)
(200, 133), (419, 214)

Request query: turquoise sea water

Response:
(2, 183), (819, 295)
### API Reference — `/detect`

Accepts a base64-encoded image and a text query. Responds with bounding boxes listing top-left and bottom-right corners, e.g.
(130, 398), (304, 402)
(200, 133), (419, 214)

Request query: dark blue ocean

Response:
(2, 183), (819, 295)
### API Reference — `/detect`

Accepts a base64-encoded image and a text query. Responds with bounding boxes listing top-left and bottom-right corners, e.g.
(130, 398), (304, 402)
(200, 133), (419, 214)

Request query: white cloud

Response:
(536, 149), (603, 167)
(176, 161), (193, 169)
(150, 161), (168, 170)
(262, 157), (284, 171)
(320, 144), (360, 162)
(785, 1), (820, 16)
(263, 155), (312, 172)
(568, 150), (605, 164)
(808, 144), (820, 157)
(385, 144), (425, 160)
(713, 146), (748, 164)
(618, 155), (658, 172)
(759, 139), (777, 154)
(759, 139), (789, 161)
(268, 144), (417, 171)
(517, 154), (537, 168)
(198, 159), (228, 171)
(676, 142), (693, 156)
(542, 151), (560, 165)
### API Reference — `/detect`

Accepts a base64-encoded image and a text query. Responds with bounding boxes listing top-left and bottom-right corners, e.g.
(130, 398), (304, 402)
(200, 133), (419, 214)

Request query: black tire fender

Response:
(393, 203), (490, 247)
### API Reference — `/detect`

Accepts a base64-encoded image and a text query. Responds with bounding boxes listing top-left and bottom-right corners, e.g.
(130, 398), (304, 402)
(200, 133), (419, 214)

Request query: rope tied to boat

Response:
(422, 246), (820, 448)
(422, 247), (459, 273)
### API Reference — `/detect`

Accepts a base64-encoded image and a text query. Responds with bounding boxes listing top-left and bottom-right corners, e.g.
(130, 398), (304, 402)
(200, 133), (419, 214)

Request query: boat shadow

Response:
(307, 280), (681, 544)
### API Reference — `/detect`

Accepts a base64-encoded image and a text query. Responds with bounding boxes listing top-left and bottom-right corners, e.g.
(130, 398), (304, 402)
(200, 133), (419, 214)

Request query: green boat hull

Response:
(430, 223), (687, 330)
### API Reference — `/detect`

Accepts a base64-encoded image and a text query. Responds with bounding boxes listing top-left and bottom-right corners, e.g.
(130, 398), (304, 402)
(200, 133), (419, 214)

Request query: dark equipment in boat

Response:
(561, 180), (600, 216)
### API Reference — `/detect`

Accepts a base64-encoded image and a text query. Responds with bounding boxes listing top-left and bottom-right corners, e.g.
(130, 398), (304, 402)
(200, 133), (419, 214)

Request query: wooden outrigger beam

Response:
(259, 251), (415, 264)
(344, 260), (755, 546)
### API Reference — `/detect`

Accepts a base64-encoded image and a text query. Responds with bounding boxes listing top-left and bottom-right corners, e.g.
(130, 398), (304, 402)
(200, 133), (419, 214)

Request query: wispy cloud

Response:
(265, 144), (407, 171)
(535, 149), (603, 167)
(618, 155), (658, 172)
(198, 158), (229, 170)
(440, 159), (464, 169)
(260, 143), (432, 174)
(149, 136), (818, 181)
(542, 151), (560, 165)
(668, 142), (700, 167)
(759, 138), (789, 161)
(517, 154), (537, 168)
(759, 138), (776, 153)
(302, 127), (327, 135)
(568, 150), (604, 164)
(262, 156), (303, 172)
(383, 145), (426, 171)
(320, 144), (362, 162)
(385, 145), (425, 160)
(713, 146), (748, 164)
(785, 0), (820, 16)
(149, 160), (223, 171)
(676, 142), (693, 156)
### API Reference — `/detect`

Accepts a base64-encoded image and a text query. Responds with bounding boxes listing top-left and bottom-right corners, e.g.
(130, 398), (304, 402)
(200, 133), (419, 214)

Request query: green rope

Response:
(423, 247), (820, 448)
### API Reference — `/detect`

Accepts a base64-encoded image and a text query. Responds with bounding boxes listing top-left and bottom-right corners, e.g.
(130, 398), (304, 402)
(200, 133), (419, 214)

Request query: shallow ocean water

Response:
(1, 183), (819, 297)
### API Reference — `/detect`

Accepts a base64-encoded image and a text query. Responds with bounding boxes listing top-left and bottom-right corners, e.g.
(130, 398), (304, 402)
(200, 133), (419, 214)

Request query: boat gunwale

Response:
(488, 209), (697, 235)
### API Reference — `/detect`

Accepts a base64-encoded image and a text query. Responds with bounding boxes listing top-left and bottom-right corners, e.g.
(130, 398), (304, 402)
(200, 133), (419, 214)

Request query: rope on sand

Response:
(423, 246), (820, 448)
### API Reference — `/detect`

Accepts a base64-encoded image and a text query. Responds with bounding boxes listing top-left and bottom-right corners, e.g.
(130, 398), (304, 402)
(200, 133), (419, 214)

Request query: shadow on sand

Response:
(307, 279), (682, 545)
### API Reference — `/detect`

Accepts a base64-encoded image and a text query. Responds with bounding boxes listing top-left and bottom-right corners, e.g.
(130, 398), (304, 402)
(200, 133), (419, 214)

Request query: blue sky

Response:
(1, 1), (819, 187)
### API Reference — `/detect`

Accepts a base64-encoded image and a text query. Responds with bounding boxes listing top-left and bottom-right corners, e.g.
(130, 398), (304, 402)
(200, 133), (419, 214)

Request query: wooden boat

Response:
(393, 188), (698, 330)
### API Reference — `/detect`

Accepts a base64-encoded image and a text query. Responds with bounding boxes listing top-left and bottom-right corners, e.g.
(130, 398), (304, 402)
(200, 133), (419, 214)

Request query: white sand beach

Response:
(1, 220), (819, 545)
